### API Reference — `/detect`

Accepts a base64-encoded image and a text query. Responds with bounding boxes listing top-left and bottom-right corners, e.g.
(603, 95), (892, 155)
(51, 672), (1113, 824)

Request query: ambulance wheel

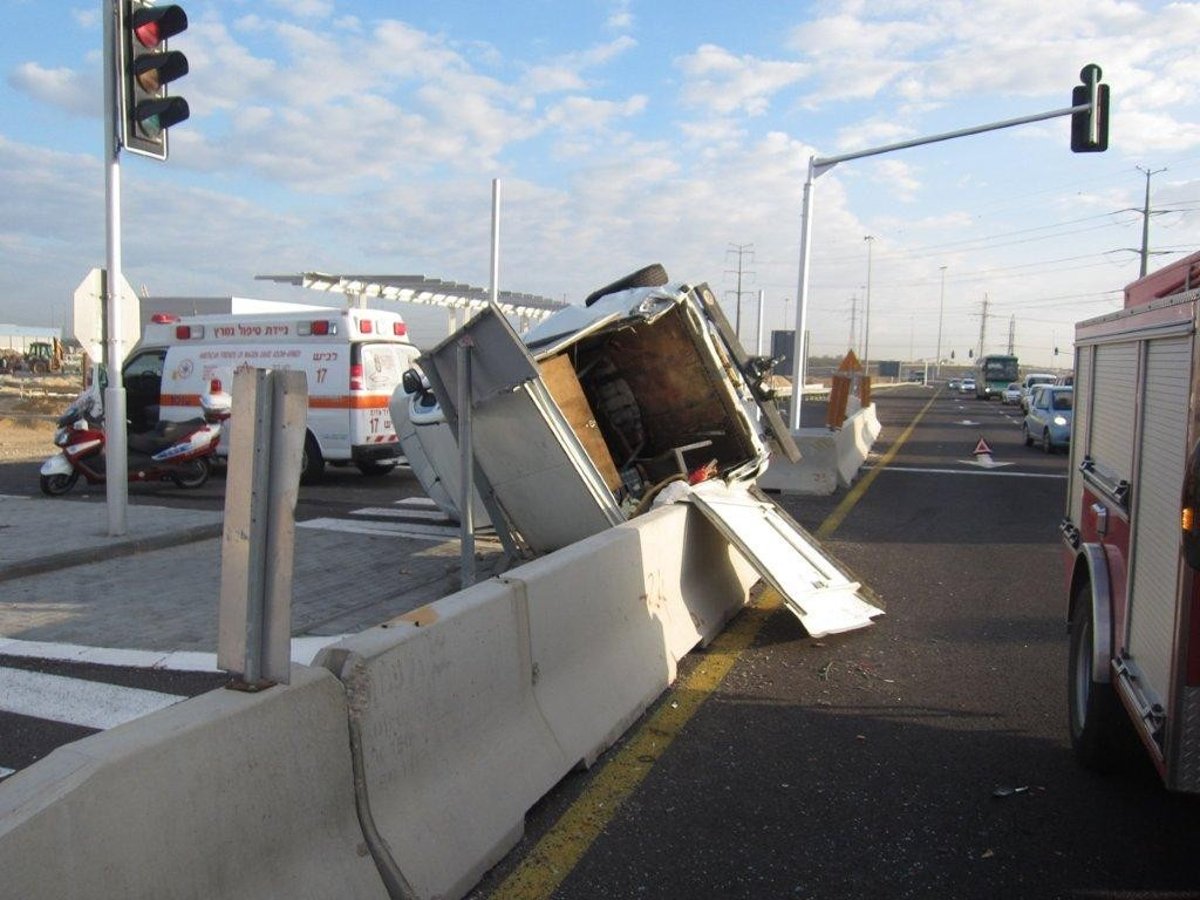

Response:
(1068, 590), (1133, 772)
(301, 433), (324, 485)
(357, 459), (396, 477)
(171, 458), (210, 489)
(39, 471), (79, 496)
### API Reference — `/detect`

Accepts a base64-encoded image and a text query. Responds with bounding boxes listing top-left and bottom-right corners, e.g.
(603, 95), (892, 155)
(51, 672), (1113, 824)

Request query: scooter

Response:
(39, 381), (232, 497)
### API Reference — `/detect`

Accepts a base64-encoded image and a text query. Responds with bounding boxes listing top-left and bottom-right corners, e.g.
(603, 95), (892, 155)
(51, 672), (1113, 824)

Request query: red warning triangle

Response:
(973, 438), (993, 456)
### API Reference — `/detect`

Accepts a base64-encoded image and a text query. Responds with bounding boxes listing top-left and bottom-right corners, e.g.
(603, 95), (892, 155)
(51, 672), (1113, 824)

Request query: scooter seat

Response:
(128, 418), (207, 456)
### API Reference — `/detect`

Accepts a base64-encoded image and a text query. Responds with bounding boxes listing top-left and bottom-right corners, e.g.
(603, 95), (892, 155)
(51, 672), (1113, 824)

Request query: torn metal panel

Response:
(685, 480), (883, 637)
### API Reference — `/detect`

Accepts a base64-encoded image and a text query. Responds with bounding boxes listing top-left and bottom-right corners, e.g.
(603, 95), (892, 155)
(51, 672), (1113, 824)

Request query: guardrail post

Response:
(218, 367), (308, 688)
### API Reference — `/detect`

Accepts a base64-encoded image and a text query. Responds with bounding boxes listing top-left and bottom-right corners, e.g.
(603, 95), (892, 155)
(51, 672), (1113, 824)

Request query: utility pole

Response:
(1136, 165), (1167, 277)
(1007, 314), (1016, 355)
(977, 293), (990, 359)
(724, 243), (755, 340)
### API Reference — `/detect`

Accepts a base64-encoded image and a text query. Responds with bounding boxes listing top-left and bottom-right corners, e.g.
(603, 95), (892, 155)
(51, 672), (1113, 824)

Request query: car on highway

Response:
(947, 378), (961, 391)
(1022, 384), (1073, 453)
(959, 377), (976, 394)
(1002, 382), (1022, 405)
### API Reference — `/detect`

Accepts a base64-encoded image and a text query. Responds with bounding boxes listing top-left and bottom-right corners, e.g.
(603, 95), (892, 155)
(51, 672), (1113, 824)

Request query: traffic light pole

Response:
(787, 68), (1105, 431)
(102, 0), (129, 536)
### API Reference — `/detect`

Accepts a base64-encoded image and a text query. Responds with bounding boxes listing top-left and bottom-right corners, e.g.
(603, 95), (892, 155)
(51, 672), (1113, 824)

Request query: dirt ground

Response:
(0, 375), (81, 462)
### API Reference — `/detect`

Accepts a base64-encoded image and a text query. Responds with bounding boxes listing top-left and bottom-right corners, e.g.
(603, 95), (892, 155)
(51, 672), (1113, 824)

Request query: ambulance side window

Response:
(358, 344), (405, 391)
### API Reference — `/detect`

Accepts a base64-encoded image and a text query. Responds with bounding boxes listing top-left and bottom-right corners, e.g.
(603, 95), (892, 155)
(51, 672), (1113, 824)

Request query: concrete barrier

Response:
(0, 665), (386, 900)
(316, 503), (758, 900)
(759, 403), (881, 495)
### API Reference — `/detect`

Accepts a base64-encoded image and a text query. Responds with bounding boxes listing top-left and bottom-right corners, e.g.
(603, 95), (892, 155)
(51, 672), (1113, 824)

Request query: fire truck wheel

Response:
(1068, 593), (1131, 772)
(301, 433), (325, 485)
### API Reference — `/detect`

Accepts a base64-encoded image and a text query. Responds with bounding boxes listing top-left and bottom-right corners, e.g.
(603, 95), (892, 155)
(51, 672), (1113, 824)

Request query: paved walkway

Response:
(0, 495), (501, 655)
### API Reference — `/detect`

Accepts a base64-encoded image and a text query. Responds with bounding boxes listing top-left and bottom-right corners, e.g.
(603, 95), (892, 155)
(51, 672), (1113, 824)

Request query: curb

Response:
(0, 522), (224, 584)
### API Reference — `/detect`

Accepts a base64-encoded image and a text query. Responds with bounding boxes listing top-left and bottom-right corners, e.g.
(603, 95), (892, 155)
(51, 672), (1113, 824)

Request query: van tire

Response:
(301, 433), (324, 485)
(583, 264), (669, 307)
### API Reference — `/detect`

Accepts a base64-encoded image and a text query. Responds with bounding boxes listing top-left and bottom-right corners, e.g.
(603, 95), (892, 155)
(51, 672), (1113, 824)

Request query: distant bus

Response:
(976, 354), (1019, 400)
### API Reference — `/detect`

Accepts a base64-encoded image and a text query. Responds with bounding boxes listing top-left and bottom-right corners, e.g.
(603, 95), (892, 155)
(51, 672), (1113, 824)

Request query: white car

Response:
(1002, 382), (1023, 405)
(960, 377), (977, 393)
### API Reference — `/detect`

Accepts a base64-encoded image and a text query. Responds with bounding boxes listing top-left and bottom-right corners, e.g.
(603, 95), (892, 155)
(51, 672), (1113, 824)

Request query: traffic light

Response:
(118, 1), (190, 160)
(1071, 64), (1109, 153)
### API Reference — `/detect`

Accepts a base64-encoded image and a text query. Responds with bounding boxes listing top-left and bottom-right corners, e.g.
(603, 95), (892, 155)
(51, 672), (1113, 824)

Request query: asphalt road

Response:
(469, 385), (1200, 900)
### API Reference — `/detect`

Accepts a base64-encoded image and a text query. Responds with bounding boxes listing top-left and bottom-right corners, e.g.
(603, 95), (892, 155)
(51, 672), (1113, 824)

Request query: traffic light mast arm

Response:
(787, 64), (1108, 430)
(812, 102), (1090, 174)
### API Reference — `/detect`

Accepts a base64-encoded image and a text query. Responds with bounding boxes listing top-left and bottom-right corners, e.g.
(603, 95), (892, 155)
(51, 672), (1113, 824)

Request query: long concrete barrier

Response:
(316, 502), (759, 900)
(759, 403), (881, 495)
(0, 665), (386, 900)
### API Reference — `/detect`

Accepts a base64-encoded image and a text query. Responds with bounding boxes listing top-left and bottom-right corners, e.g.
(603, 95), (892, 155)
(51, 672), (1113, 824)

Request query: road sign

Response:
(71, 268), (141, 365)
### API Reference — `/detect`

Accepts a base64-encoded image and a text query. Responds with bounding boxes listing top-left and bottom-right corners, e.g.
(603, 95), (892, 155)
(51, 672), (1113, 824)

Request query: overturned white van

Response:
(391, 265), (883, 637)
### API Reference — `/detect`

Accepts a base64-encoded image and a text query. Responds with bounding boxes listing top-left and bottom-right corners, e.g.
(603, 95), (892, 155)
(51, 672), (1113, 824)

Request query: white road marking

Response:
(0, 636), (348, 671)
(396, 496), (438, 508)
(862, 464), (1065, 479)
(298, 516), (463, 541)
(0, 766), (14, 778)
(352, 506), (452, 522)
(0, 667), (183, 730)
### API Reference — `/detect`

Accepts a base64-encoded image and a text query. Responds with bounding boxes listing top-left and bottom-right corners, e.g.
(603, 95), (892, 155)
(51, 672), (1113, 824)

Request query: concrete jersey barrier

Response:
(0, 665), (386, 900)
(317, 503), (759, 900)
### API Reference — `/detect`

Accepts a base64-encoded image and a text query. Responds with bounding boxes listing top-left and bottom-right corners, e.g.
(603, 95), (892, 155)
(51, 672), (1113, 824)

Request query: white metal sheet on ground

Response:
(0, 667), (182, 729)
(685, 481), (883, 638)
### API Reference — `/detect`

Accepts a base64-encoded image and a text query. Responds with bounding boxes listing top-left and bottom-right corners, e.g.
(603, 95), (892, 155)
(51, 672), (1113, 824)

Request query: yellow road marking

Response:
(815, 391), (941, 540)
(493, 392), (936, 898)
(492, 589), (782, 900)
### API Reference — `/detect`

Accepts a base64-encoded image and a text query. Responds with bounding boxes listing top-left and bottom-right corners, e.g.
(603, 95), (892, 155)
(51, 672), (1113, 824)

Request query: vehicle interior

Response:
(537, 302), (759, 504)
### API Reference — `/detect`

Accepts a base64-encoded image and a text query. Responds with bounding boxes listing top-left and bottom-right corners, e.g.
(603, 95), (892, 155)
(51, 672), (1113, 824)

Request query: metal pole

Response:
(790, 156), (827, 431)
(936, 265), (947, 382)
(490, 178), (501, 306)
(458, 339), (476, 588)
(863, 235), (874, 377)
(755, 288), (765, 355)
(102, 0), (128, 536)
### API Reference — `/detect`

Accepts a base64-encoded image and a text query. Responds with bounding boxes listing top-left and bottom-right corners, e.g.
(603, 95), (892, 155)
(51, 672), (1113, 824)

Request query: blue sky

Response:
(3, 0), (1199, 366)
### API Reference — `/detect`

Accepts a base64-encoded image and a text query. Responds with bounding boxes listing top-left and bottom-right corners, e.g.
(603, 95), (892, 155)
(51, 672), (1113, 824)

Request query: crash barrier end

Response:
(0, 665), (386, 900)
(758, 404), (880, 496)
(317, 502), (758, 900)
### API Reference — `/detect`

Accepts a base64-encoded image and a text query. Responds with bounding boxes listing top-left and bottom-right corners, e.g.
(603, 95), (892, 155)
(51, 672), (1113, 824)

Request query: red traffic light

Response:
(131, 5), (187, 48)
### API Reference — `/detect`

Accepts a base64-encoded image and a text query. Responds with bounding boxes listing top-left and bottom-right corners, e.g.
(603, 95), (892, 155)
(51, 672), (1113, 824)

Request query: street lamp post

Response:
(863, 235), (874, 375)
(936, 265), (947, 381)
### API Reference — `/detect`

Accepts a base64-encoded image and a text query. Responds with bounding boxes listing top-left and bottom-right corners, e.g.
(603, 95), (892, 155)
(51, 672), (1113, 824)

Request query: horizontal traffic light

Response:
(118, 1), (190, 160)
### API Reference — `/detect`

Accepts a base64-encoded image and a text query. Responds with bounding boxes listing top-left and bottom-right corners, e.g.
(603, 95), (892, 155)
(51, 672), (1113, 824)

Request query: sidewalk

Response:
(0, 496), (499, 656)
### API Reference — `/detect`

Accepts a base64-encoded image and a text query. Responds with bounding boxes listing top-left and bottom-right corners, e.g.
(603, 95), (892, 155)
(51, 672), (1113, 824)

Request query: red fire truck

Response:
(1062, 249), (1200, 791)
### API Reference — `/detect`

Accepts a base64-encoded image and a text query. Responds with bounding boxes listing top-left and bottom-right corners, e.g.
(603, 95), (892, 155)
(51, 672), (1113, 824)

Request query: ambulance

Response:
(125, 308), (420, 482)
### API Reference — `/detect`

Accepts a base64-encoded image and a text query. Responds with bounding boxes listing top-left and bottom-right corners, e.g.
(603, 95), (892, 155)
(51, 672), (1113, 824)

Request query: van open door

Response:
(685, 480), (883, 637)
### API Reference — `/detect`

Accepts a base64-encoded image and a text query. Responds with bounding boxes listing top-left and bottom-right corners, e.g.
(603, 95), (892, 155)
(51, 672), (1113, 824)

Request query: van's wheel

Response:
(301, 433), (324, 485)
(1068, 587), (1134, 772)
(584, 263), (669, 307)
(1042, 429), (1053, 454)
(39, 471), (79, 496)
(1022, 423), (1033, 447)
(170, 458), (210, 489)
(357, 459), (396, 477)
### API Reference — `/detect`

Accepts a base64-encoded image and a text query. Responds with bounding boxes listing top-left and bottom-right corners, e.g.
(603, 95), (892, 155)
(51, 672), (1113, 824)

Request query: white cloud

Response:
(676, 45), (809, 117)
(7, 63), (97, 118)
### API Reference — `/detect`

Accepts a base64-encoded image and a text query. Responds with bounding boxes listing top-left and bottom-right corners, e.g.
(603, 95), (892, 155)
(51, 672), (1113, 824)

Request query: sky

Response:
(3, 0), (1199, 368)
